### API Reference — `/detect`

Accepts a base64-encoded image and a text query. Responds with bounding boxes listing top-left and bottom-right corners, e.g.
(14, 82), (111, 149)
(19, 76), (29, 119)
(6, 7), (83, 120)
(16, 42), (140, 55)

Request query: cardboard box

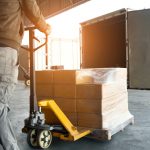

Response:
(77, 113), (102, 128)
(77, 99), (101, 113)
(54, 98), (76, 113)
(36, 68), (127, 85)
(36, 84), (53, 98)
(53, 70), (76, 84)
(76, 93), (130, 129)
(36, 70), (53, 84)
(54, 84), (76, 98)
(76, 84), (101, 99)
(76, 83), (127, 99)
(42, 107), (77, 126)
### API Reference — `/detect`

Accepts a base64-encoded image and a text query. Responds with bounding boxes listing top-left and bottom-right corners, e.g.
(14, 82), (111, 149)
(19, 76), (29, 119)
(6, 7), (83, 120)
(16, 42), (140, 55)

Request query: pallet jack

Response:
(22, 27), (92, 149)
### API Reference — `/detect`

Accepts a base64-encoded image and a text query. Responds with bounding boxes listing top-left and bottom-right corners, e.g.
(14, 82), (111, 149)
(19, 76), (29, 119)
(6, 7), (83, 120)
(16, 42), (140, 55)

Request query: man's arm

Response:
(19, 0), (50, 34)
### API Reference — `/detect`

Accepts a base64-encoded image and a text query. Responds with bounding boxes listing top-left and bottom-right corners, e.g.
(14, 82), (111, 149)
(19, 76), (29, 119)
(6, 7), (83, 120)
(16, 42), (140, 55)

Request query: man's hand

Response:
(45, 24), (51, 35)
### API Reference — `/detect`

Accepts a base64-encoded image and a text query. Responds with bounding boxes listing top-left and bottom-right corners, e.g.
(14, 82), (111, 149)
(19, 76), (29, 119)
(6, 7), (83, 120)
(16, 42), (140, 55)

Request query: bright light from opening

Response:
(22, 0), (150, 70)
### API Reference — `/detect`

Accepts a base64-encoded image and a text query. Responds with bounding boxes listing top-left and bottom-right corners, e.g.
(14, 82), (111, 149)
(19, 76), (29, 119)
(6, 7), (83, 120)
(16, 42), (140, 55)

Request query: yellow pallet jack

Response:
(22, 27), (92, 149)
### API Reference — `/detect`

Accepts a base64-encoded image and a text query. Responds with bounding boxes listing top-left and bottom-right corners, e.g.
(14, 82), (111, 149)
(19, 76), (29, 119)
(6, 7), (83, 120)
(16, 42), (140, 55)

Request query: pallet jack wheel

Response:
(27, 129), (39, 148)
(25, 79), (30, 86)
(37, 130), (52, 149)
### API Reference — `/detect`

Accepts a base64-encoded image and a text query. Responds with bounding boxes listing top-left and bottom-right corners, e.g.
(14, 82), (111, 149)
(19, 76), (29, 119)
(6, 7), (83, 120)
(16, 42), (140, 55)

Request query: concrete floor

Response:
(2, 81), (150, 150)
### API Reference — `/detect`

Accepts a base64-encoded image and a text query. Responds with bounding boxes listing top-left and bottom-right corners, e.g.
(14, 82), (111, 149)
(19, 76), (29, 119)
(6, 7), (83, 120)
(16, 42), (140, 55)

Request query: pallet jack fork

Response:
(22, 27), (92, 149)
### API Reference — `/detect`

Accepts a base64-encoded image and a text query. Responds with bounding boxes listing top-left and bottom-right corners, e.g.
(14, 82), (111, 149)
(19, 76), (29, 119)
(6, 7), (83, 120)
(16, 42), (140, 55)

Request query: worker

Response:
(0, 0), (51, 149)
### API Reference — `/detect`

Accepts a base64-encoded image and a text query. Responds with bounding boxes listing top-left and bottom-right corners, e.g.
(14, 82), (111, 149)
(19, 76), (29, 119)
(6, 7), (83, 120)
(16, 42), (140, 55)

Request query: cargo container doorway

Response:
(80, 9), (127, 69)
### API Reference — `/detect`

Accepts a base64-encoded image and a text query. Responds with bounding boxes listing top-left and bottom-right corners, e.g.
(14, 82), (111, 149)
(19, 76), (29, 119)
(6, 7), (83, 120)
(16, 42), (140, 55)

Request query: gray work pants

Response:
(0, 47), (20, 150)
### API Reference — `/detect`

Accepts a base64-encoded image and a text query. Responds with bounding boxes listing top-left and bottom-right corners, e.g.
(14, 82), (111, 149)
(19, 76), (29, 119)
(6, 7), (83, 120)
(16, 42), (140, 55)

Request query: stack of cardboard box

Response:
(53, 70), (77, 125)
(36, 68), (133, 130)
(36, 70), (53, 99)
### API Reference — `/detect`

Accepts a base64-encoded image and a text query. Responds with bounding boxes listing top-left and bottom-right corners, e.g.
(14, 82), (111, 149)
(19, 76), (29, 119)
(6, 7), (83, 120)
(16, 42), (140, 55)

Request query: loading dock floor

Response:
(1, 81), (150, 150)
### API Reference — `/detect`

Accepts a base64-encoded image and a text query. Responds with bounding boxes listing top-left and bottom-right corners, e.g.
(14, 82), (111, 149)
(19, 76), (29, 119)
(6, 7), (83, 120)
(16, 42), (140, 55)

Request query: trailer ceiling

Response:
(25, 0), (89, 26)
(36, 0), (90, 18)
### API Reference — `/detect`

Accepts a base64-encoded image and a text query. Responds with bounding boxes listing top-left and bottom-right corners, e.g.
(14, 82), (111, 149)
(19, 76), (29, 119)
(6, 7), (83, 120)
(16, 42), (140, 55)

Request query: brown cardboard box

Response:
(76, 84), (101, 99)
(54, 84), (76, 98)
(36, 70), (53, 84)
(77, 92), (129, 129)
(38, 92), (130, 129)
(36, 68), (127, 84)
(53, 70), (76, 84)
(54, 98), (76, 113)
(76, 83), (127, 99)
(52, 68), (127, 85)
(77, 99), (101, 113)
(42, 107), (77, 126)
(36, 84), (53, 98)
(38, 97), (76, 113)
(77, 113), (102, 128)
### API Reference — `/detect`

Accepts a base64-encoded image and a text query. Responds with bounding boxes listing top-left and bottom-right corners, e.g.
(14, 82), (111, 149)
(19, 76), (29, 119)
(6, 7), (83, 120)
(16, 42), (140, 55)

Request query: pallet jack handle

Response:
(21, 26), (48, 114)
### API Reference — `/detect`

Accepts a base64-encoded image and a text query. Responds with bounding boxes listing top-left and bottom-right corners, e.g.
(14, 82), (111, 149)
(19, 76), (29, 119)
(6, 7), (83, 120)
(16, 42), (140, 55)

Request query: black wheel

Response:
(27, 129), (39, 148)
(37, 130), (52, 149)
(25, 79), (30, 86)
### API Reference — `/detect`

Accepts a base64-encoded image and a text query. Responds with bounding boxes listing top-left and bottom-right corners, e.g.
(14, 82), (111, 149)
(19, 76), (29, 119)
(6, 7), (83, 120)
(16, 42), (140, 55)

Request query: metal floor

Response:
(2, 81), (150, 150)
